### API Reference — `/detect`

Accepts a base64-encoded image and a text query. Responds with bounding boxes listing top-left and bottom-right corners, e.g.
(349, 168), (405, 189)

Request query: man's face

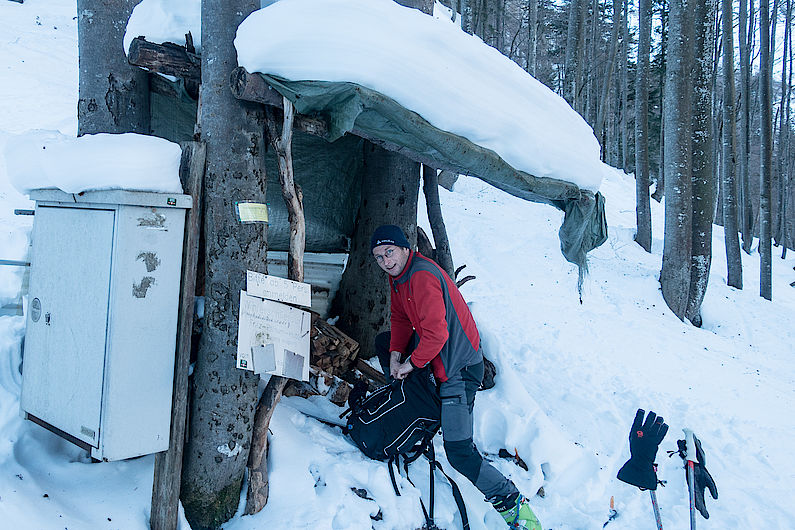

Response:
(372, 244), (410, 277)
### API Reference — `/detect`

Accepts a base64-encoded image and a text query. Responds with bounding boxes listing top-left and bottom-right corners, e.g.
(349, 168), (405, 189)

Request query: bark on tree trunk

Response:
(77, 0), (150, 136)
(661, 0), (694, 320)
(422, 165), (455, 278)
(621, 0), (629, 171)
(332, 144), (420, 358)
(180, 2), (266, 529)
(739, 0), (754, 252)
(686, 0), (718, 327)
(722, 0), (744, 289)
(635, 0), (653, 252)
(760, 0), (774, 299)
(564, 0), (581, 105)
(528, 0), (538, 76)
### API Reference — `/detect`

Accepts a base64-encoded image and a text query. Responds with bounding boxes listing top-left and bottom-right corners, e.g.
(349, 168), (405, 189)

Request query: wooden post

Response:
(150, 141), (205, 530)
(245, 97), (306, 515)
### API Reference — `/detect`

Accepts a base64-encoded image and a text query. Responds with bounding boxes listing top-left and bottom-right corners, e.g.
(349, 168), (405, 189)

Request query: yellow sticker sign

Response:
(236, 202), (269, 223)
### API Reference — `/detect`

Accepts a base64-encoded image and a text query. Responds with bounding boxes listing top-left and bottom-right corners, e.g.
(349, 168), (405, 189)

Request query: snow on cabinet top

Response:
(126, 0), (605, 193)
(5, 131), (183, 195)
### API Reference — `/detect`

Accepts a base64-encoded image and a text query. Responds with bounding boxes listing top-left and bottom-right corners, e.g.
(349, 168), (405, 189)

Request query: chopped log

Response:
(128, 37), (200, 82)
(230, 67), (329, 136)
(309, 313), (360, 377)
(355, 358), (386, 386)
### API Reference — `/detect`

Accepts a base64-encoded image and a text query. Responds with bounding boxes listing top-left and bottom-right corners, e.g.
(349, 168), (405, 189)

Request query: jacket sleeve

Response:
(389, 282), (414, 354)
(406, 271), (448, 369)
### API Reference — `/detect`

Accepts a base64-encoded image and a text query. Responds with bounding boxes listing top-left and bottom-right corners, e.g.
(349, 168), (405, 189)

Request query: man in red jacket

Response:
(371, 224), (541, 529)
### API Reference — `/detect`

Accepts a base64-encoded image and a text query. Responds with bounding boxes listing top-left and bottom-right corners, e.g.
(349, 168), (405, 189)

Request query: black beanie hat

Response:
(370, 224), (411, 251)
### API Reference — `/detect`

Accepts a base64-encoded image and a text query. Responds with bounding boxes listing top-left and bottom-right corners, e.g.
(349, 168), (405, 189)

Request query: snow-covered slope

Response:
(1, 1), (794, 529)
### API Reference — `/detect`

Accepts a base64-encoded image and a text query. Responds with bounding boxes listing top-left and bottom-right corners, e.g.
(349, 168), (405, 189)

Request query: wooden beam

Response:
(128, 37), (201, 82)
(228, 67), (469, 175)
(150, 141), (205, 530)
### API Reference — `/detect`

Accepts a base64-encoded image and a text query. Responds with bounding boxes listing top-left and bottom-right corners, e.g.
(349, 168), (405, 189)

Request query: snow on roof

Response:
(234, 0), (605, 192)
(126, 0), (605, 193)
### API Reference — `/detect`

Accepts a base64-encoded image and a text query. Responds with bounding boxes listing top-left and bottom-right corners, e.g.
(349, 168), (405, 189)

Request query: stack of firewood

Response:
(310, 313), (360, 377)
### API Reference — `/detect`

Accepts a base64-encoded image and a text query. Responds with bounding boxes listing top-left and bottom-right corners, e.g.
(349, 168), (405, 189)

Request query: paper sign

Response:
(246, 270), (312, 307)
(236, 290), (311, 381)
(236, 202), (269, 223)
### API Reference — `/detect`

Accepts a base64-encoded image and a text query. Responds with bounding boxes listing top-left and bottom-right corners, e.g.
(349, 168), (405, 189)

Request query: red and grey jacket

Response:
(388, 251), (482, 382)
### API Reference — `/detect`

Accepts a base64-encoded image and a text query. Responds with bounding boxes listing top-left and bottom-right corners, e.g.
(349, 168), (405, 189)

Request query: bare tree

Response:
(775, 0), (792, 247)
(635, 0), (653, 252)
(621, 0), (630, 171)
(686, 0), (718, 326)
(760, 0), (774, 299)
(77, 0), (149, 136)
(660, 0), (694, 319)
(739, 0), (754, 252)
(179, 1), (267, 528)
(722, 0), (744, 289)
(564, 0), (582, 104)
(528, 0), (538, 75)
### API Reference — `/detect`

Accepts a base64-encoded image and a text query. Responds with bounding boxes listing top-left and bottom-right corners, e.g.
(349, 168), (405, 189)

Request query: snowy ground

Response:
(1, 1), (795, 529)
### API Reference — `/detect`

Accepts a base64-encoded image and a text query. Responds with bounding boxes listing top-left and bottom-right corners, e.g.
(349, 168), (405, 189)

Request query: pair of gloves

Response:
(616, 409), (718, 519)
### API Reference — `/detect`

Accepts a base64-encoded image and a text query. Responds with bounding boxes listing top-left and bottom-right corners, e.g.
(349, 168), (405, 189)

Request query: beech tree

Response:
(760, 0), (774, 299)
(179, 1), (267, 528)
(77, 0), (149, 136)
(635, 0), (652, 252)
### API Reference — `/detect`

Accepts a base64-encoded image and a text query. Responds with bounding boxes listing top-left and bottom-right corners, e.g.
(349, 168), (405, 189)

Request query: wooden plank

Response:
(150, 141), (205, 530)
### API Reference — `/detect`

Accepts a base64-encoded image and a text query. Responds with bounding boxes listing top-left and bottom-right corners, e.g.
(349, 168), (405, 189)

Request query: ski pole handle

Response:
(682, 428), (699, 464)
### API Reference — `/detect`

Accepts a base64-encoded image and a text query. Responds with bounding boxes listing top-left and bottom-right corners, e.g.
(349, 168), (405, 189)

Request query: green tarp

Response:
(258, 74), (607, 269)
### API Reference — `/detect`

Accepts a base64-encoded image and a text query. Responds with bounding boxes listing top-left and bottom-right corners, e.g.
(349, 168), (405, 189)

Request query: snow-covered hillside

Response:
(1, 1), (794, 529)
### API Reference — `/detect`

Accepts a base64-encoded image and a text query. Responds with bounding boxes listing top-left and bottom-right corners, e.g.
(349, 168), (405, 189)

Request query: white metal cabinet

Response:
(20, 190), (191, 461)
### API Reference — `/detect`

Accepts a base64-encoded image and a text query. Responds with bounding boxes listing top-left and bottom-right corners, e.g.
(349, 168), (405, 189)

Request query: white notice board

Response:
(236, 290), (311, 381)
(246, 270), (312, 307)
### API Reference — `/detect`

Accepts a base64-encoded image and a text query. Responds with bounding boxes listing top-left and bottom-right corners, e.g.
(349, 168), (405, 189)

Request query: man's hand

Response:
(389, 351), (402, 379)
(395, 360), (414, 380)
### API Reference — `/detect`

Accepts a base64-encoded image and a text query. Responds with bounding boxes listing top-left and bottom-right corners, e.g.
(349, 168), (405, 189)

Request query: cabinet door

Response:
(21, 206), (115, 446)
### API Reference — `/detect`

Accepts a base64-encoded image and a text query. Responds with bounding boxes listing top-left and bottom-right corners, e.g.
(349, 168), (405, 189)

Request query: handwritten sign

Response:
(246, 270), (312, 308)
(236, 290), (311, 381)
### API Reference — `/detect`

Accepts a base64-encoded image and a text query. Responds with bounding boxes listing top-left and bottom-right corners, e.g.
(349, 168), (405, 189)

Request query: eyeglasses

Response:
(374, 248), (395, 264)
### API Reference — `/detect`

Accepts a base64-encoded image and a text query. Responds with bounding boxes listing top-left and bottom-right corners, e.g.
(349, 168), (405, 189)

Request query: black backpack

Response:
(343, 369), (469, 529)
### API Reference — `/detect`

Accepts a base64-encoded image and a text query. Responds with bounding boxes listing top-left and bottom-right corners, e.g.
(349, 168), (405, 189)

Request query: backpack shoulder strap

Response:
(425, 443), (470, 530)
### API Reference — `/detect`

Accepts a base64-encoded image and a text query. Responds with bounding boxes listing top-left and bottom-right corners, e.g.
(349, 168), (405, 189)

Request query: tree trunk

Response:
(635, 0), (653, 252)
(596, 0), (621, 145)
(621, 0), (629, 171)
(739, 0), (754, 252)
(652, 0), (668, 202)
(760, 0), (774, 299)
(775, 0), (792, 246)
(686, 0), (718, 326)
(722, 0), (744, 290)
(180, 2), (266, 529)
(564, 0), (581, 105)
(77, 0), (149, 136)
(332, 144), (420, 358)
(528, 0), (538, 75)
(422, 165), (455, 278)
(661, 0), (694, 319)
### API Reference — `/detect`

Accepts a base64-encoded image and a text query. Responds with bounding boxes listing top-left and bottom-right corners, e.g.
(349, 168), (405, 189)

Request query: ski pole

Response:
(649, 490), (663, 530)
(683, 428), (698, 530)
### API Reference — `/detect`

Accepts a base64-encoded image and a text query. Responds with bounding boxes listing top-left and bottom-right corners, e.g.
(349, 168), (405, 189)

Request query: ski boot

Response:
(492, 492), (542, 529)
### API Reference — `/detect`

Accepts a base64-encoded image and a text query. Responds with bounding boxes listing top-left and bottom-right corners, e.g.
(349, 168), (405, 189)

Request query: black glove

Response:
(616, 409), (669, 490)
(677, 435), (718, 519)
